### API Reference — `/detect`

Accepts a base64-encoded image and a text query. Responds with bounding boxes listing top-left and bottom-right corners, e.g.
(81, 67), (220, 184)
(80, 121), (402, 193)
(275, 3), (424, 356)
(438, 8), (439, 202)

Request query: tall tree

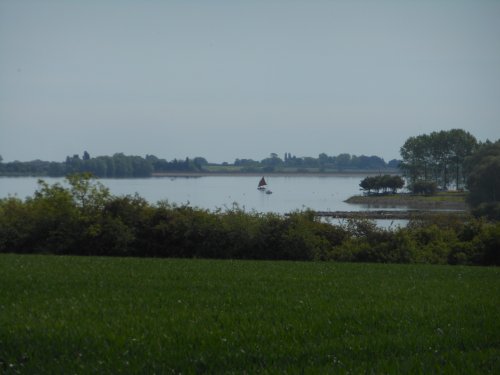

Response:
(400, 129), (477, 190)
(465, 141), (500, 219)
(400, 135), (426, 183)
(447, 129), (478, 189)
(336, 153), (351, 170)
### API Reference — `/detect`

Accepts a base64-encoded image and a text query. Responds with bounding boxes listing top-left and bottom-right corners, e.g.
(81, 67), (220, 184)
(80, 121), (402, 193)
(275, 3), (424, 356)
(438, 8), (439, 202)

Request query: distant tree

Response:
(83, 151), (90, 161)
(465, 141), (500, 219)
(103, 156), (116, 177)
(355, 155), (386, 170)
(386, 175), (405, 194)
(336, 153), (351, 170)
(411, 180), (438, 195)
(387, 159), (401, 169)
(400, 129), (477, 190)
(284, 154), (300, 167)
(193, 157), (208, 167)
(447, 129), (478, 189)
(48, 162), (66, 176)
(359, 175), (404, 195)
(261, 154), (283, 169)
(86, 158), (107, 177)
(131, 155), (153, 177)
(318, 153), (328, 166)
(234, 159), (259, 170)
(65, 155), (82, 174)
(400, 134), (431, 184)
(359, 176), (378, 194)
(302, 157), (318, 168)
(110, 153), (131, 177)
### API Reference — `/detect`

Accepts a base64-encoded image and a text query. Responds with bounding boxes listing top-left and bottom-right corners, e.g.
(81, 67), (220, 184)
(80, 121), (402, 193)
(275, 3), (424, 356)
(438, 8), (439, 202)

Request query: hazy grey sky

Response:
(1, 1), (499, 163)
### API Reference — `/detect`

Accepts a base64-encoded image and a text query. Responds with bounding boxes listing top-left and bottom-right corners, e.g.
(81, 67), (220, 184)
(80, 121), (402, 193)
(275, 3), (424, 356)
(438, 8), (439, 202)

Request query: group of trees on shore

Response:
(399, 129), (500, 218)
(464, 141), (500, 220)
(0, 153), (207, 178)
(237, 153), (400, 172)
(0, 174), (498, 265)
(359, 175), (405, 195)
(399, 129), (477, 190)
(0, 152), (399, 178)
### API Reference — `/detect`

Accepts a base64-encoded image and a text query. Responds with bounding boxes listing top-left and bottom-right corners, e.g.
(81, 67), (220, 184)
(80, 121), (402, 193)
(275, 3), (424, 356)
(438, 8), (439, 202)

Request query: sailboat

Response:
(257, 177), (267, 191)
(258, 176), (273, 194)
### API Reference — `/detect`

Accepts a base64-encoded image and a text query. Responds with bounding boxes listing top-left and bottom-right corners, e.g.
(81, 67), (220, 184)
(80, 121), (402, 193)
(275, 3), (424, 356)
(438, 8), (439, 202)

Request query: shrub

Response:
(359, 175), (405, 195)
(474, 222), (500, 265)
(411, 180), (438, 195)
(1, 175), (499, 265)
(448, 242), (478, 265)
(471, 202), (500, 221)
(0, 197), (34, 252)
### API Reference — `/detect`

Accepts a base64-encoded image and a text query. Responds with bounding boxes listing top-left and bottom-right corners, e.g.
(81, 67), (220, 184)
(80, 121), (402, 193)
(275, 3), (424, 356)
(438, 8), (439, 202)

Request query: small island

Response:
(312, 191), (469, 220)
(332, 170), (470, 220)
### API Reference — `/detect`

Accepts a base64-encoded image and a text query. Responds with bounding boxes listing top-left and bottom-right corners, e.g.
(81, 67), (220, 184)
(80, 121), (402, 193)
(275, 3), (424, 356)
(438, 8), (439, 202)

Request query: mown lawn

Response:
(0, 254), (498, 373)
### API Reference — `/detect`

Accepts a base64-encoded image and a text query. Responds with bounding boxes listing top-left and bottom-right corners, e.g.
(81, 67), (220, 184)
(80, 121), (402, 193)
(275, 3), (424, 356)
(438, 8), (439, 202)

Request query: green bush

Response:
(359, 175), (405, 195)
(0, 197), (34, 252)
(410, 180), (438, 195)
(474, 222), (500, 265)
(1, 174), (499, 265)
(471, 202), (500, 221)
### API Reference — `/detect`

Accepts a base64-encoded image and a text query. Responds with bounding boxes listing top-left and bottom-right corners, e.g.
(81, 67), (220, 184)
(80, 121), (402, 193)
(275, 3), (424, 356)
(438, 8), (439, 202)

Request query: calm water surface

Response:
(0, 176), (407, 214)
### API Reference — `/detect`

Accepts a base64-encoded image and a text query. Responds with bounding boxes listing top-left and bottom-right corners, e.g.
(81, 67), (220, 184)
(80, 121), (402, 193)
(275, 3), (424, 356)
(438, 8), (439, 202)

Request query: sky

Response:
(1, 1), (499, 164)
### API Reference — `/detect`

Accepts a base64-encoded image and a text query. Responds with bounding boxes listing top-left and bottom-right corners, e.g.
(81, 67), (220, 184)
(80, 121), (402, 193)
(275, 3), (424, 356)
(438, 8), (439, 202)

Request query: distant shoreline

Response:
(151, 170), (397, 178)
(0, 170), (400, 179)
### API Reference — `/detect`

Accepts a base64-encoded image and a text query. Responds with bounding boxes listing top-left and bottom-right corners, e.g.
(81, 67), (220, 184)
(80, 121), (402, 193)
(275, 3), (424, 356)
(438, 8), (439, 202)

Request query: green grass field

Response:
(1, 254), (499, 373)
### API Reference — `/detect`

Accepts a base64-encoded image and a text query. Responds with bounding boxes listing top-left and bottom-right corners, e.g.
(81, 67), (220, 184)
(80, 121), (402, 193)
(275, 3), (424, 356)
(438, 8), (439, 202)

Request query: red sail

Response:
(258, 177), (267, 188)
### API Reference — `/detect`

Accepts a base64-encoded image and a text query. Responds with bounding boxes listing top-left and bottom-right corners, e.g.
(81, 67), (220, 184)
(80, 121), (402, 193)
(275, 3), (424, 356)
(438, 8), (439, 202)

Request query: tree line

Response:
(0, 174), (498, 265)
(359, 175), (405, 195)
(0, 153), (208, 178)
(236, 152), (400, 172)
(0, 152), (399, 177)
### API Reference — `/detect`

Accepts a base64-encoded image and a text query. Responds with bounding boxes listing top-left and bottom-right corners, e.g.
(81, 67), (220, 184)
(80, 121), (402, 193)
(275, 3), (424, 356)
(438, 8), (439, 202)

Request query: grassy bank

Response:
(1, 254), (498, 373)
(346, 191), (468, 210)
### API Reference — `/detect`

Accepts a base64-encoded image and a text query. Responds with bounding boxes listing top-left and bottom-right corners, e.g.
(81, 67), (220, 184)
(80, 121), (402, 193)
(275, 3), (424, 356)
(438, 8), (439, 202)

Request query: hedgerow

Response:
(0, 174), (498, 265)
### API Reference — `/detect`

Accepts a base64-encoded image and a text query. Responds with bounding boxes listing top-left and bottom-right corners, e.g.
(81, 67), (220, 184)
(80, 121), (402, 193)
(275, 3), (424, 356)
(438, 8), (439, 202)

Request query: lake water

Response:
(1, 176), (412, 228)
(0, 175), (407, 214)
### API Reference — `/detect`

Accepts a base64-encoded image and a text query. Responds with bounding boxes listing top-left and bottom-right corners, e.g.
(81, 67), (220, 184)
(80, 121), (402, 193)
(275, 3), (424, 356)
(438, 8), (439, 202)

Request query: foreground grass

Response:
(0, 255), (499, 374)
